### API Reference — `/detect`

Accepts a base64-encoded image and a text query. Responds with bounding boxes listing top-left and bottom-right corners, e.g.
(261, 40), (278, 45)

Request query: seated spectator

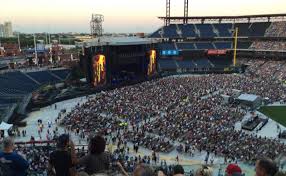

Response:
(225, 164), (243, 176)
(195, 165), (213, 176)
(48, 134), (76, 176)
(255, 158), (278, 176)
(77, 135), (110, 176)
(173, 165), (185, 176)
(0, 137), (29, 176)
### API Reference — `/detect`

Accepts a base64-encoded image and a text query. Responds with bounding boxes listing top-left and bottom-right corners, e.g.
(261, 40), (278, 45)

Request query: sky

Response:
(0, 0), (286, 33)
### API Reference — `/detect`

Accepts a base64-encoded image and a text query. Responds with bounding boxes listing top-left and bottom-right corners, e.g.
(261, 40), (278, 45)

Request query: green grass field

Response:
(259, 106), (286, 126)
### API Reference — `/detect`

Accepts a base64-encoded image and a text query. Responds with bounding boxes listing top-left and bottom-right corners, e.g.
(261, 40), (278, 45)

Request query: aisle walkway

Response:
(15, 96), (90, 144)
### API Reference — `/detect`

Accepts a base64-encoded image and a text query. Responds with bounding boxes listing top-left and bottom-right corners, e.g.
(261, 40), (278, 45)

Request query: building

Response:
(3, 43), (20, 56)
(0, 24), (4, 37)
(3, 22), (13, 38)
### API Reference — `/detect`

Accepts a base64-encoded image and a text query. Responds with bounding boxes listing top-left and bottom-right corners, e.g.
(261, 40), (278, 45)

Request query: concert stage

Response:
(81, 37), (157, 87)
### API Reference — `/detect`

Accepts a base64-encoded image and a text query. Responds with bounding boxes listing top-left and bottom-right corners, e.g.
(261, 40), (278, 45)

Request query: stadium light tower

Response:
(90, 14), (104, 38)
(165, 0), (189, 25)
(17, 32), (21, 51)
(165, 0), (171, 26)
(184, 0), (189, 24)
(33, 34), (38, 65)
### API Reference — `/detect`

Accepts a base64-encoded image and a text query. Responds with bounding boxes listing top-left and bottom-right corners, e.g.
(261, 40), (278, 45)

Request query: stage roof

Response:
(84, 37), (157, 47)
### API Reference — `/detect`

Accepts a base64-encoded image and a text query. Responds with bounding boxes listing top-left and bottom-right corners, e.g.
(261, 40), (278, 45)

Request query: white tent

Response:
(238, 94), (259, 102)
(0, 121), (13, 137)
(237, 94), (262, 108)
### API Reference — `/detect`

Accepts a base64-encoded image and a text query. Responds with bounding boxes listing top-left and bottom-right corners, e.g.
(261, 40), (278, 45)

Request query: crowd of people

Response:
(2, 56), (286, 175)
(250, 41), (286, 51)
(15, 145), (52, 175)
(250, 21), (286, 50)
(57, 57), (286, 164)
(265, 22), (286, 38)
(0, 136), (284, 176)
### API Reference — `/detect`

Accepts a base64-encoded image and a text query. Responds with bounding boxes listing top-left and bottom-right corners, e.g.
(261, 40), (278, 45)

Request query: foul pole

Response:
(233, 27), (238, 67)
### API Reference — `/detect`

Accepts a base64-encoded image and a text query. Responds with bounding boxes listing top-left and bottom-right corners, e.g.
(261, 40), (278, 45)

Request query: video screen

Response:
(92, 54), (106, 87)
(148, 50), (156, 76)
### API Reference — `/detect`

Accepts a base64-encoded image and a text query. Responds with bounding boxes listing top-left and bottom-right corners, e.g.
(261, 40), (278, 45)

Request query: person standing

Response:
(48, 134), (76, 176)
(152, 151), (157, 164)
(0, 137), (29, 176)
(176, 155), (179, 164)
(205, 151), (210, 165)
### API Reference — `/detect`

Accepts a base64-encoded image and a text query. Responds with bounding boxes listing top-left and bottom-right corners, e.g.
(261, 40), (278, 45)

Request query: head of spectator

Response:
(195, 165), (213, 176)
(156, 167), (167, 176)
(2, 137), (15, 153)
(256, 158), (278, 176)
(89, 135), (106, 154)
(173, 165), (185, 176)
(226, 164), (242, 176)
(133, 164), (155, 176)
(56, 134), (70, 150)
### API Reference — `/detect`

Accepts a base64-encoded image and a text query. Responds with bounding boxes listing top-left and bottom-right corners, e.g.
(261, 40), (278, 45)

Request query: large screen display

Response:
(148, 50), (156, 76)
(92, 54), (106, 87)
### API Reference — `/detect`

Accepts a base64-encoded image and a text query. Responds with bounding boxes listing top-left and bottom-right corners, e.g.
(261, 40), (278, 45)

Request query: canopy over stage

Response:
(84, 37), (157, 47)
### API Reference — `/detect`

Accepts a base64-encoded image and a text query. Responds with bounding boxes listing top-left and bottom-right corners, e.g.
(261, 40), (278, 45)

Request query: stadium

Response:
(1, 0), (286, 176)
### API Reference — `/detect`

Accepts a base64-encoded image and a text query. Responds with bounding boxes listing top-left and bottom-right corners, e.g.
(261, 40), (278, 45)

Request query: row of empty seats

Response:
(159, 42), (232, 50)
(158, 58), (231, 71)
(27, 71), (61, 84)
(234, 22), (271, 37)
(50, 69), (71, 80)
(0, 69), (71, 113)
(0, 69), (70, 95)
(150, 22), (271, 38)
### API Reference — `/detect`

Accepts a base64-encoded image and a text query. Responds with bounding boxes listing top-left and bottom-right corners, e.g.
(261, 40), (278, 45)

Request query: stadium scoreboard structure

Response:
(81, 37), (157, 87)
